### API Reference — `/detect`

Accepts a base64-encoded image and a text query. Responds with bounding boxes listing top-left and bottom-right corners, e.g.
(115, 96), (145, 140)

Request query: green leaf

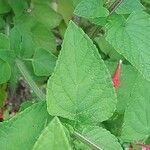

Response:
(19, 101), (34, 112)
(121, 75), (150, 142)
(0, 101), (50, 150)
(10, 27), (35, 58)
(75, 126), (123, 150)
(14, 14), (37, 31)
(73, 139), (91, 150)
(47, 21), (117, 124)
(0, 0), (11, 14)
(20, 33), (35, 58)
(0, 50), (15, 64)
(105, 61), (138, 113)
(58, 0), (74, 24)
(90, 17), (107, 26)
(0, 33), (10, 49)
(31, 2), (62, 28)
(32, 48), (57, 76)
(116, 0), (144, 14)
(24, 61), (47, 83)
(74, 0), (109, 18)
(106, 11), (150, 81)
(69, 0), (82, 7)
(11, 0), (62, 29)
(33, 117), (72, 150)
(8, 0), (28, 16)
(103, 113), (124, 137)
(142, 0), (150, 4)
(31, 24), (56, 53)
(95, 35), (124, 61)
(0, 59), (11, 84)
(10, 27), (22, 55)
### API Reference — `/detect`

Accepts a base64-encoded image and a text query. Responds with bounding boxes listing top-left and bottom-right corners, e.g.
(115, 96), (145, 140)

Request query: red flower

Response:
(136, 143), (150, 149)
(112, 60), (122, 88)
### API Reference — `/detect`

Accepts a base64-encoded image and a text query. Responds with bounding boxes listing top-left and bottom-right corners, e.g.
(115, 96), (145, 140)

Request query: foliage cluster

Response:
(0, 0), (150, 149)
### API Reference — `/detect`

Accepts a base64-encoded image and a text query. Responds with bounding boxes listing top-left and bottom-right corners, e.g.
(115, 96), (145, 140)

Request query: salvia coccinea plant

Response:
(0, 0), (150, 150)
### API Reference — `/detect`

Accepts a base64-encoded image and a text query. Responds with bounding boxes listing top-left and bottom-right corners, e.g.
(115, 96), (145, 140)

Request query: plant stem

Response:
(108, 0), (123, 15)
(16, 58), (46, 101)
(5, 16), (10, 36)
(73, 131), (103, 150)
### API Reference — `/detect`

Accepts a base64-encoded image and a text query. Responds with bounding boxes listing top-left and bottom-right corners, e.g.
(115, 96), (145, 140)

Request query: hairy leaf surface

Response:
(74, 0), (109, 18)
(106, 11), (150, 81)
(0, 101), (50, 150)
(116, 0), (144, 14)
(32, 48), (57, 76)
(33, 117), (71, 150)
(47, 21), (117, 124)
(121, 75), (150, 142)
(76, 126), (123, 150)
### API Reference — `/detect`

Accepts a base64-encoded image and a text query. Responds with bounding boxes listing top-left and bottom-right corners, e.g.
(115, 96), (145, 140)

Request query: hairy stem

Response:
(5, 16), (10, 36)
(73, 131), (103, 150)
(16, 58), (46, 101)
(108, 0), (123, 15)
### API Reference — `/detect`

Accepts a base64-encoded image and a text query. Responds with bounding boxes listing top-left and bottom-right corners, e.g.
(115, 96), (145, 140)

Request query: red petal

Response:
(136, 143), (150, 149)
(112, 60), (122, 88)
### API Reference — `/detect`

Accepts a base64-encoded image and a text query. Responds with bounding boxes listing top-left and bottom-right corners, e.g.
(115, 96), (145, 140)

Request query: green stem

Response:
(73, 131), (103, 150)
(108, 0), (123, 15)
(16, 58), (46, 101)
(5, 16), (10, 36)
(23, 58), (33, 61)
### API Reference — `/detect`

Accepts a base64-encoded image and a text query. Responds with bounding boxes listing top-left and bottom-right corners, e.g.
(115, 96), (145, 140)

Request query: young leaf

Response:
(47, 21), (117, 124)
(74, 0), (109, 18)
(32, 48), (57, 76)
(75, 126), (123, 150)
(121, 75), (150, 142)
(10, 27), (35, 58)
(57, 0), (74, 24)
(31, 24), (57, 53)
(90, 17), (107, 26)
(11, 0), (62, 29)
(0, 50), (15, 65)
(0, 101), (50, 150)
(33, 117), (71, 150)
(106, 11), (150, 81)
(0, 59), (11, 84)
(7, 0), (28, 16)
(116, 0), (144, 14)
(31, 1), (62, 29)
